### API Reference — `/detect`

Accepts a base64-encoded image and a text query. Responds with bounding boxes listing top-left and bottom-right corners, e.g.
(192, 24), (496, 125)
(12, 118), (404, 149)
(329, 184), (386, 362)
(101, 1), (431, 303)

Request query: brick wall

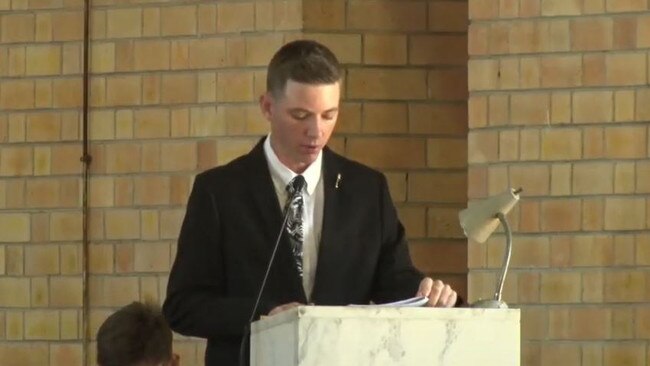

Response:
(468, 0), (650, 365)
(0, 0), (468, 365)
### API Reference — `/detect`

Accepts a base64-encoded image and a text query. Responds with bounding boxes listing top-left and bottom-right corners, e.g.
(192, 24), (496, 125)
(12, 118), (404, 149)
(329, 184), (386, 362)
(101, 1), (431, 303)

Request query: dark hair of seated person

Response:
(97, 301), (179, 366)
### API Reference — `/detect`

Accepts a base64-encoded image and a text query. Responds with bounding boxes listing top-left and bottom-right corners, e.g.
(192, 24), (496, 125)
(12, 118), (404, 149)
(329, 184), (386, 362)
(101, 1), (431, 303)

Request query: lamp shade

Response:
(459, 188), (521, 243)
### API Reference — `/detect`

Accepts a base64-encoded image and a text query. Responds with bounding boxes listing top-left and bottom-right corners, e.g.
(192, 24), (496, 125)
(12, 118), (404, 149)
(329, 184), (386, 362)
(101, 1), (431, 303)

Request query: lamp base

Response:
(471, 299), (509, 309)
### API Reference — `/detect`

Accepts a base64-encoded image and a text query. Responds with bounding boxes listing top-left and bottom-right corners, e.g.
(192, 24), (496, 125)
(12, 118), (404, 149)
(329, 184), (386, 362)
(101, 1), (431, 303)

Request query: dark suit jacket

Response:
(163, 137), (424, 365)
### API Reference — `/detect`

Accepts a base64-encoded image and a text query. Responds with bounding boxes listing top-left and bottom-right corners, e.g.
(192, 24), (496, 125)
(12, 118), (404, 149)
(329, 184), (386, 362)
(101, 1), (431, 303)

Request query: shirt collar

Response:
(263, 134), (321, 195)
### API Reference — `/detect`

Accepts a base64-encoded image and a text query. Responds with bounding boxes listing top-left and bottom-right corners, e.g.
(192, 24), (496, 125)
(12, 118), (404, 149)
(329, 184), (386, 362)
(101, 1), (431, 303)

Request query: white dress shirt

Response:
(263, 135), (324, 300)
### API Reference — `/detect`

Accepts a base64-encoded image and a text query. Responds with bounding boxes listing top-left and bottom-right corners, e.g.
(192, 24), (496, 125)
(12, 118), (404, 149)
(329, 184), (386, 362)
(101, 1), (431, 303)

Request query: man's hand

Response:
(268, 302), (303, 316)
(416, 278), (457, 308)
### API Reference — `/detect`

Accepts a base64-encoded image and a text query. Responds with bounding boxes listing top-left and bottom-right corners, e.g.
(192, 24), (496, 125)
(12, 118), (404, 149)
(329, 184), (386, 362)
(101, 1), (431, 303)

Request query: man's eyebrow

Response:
(288, 107), (339, 114)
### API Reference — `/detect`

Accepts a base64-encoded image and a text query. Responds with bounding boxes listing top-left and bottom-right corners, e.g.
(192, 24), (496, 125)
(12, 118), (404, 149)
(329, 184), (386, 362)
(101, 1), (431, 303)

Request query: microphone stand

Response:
(238, 179), (305, 366)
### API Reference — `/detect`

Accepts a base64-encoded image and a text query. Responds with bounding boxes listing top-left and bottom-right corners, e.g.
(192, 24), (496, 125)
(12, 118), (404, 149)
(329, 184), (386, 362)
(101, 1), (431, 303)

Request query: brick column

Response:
(468, 0), (650, 365)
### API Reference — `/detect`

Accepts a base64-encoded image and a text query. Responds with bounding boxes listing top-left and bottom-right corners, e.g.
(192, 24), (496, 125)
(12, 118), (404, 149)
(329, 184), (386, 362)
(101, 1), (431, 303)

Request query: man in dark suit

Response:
(163, 40), (459, 366)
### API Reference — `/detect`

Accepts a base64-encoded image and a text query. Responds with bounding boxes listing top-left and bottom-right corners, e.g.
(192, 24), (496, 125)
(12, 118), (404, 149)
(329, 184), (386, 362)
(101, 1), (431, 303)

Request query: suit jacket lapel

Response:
(312, 148), (350, 302)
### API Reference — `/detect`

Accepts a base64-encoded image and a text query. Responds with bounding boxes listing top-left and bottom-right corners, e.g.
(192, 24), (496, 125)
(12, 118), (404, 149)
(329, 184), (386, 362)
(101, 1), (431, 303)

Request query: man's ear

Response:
(259, 92), (273, 121)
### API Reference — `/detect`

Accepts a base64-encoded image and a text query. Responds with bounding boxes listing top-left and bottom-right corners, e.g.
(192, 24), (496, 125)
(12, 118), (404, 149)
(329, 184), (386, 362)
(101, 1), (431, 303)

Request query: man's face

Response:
(260, 79), (340, 173)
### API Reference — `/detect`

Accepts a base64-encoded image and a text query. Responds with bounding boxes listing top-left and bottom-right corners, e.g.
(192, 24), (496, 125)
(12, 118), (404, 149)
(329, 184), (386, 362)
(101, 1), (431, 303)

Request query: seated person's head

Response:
(97, 301), (179, 366)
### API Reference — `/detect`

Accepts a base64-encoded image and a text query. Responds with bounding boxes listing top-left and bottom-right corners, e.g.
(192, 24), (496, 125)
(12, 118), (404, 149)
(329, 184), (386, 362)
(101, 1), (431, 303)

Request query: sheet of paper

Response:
(348, 296), (429, 308)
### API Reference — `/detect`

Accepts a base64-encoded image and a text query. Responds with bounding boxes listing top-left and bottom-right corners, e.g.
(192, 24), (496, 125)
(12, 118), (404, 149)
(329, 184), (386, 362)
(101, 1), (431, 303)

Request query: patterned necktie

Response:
(285, 175), (306, 277)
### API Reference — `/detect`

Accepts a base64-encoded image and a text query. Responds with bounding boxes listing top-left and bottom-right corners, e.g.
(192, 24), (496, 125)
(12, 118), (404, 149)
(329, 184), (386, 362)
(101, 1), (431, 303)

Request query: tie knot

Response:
(286, 175), (306, 195)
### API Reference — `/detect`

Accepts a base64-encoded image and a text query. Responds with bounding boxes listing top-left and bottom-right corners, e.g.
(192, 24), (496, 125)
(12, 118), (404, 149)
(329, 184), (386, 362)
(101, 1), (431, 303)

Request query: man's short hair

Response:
(97, 301), (173, 366)
(266, 39), (342, 97)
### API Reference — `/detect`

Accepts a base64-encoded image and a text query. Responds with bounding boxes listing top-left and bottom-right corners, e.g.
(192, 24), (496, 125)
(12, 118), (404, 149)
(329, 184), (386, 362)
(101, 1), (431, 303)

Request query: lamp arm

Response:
(494, 212), (512, 302)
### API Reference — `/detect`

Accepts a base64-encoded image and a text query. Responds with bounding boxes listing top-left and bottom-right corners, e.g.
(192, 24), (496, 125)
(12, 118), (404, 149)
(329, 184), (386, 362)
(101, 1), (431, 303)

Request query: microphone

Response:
(239, 175), (306, 366)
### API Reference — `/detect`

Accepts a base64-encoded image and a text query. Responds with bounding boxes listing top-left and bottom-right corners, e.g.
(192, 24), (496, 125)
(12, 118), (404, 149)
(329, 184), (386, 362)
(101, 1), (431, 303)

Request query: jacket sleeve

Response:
(369, 174), (424, 304)
(162, 173), (276, 339)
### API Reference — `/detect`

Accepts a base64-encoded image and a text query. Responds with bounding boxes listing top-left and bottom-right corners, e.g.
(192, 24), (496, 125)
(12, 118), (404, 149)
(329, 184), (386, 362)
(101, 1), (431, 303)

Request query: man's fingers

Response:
(427, 280), (445, 306)
(435, 285), (457, 307)
(417, 277), (433, 298)
(268, 302), (303, 316)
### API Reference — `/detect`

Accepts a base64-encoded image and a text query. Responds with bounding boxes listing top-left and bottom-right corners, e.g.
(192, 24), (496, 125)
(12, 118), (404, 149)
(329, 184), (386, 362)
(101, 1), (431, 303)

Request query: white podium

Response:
(250, 306), (520, 366)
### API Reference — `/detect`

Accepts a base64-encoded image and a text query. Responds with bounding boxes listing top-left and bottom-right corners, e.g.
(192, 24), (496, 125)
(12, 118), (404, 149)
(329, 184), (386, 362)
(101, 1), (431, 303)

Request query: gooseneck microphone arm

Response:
(238, 177), (306, 366)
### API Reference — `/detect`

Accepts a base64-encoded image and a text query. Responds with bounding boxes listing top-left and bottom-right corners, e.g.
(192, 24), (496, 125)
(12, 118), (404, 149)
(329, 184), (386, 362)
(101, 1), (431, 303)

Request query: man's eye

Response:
(292, 113), (309, 120)
(322, 113), (337, 120)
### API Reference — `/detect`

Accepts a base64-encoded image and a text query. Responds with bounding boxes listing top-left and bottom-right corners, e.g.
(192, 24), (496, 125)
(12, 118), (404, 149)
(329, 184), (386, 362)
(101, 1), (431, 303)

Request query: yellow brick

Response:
(0, 278), (29, 307)
(161, 74), (197, 104)
(468, 59), (498, 91)
(105, 209), (140, 240)
(347, 137), (426, 169)
(0, 344), (48, 364)
(541, 199), (581, 231)
(499, 130), (519, 161)
(25, 245), (59, 275)
(428, 138), (467, 168)
(134, 242), (170, 272)
(294, 33), (362, 64)
(106, 9), (142, 38)
(52, 11), (83, 41)
(141, 210), (159, 240)
(0, 213), (30, 242)
(30, 276), (48, 307)
(1, 14), (34, 42)
(106, 76), (141, 106)
(509, 22), (539, 54)
(363, 34), (407, 65)
(408, 172), (466, 203)
(540, 272), (581, 303)
(410, 35), (467, 66)
(35, 13), (52, 42)
(90, 276), (139, 307)
(134, 108), (169, 139)
(273, 0), (301, 30)
(61, 44), (81, 75)
(60, 309), (78, 339)
(216, 71), (254, 102)
(50, 277), (82, 307)
(60, 244), (81, 275)
(605, 126), (646, 158)
(348, 1), (426, 31)
(89, 110), (114, 141)
(468, 130), (498, 163)
(614, 90), (635, 122)
(50, 343), (82, 366)
(509, 165), (550, 196)
(8, 46), (26, 77)
(196, 4), (216, 34)
(604, 197), (646, 230)
(573, 162), (614, 194)
(541, 129), (582, 160)
(105, 143), (140, 173)
(217, 2), (254, 33)
(161, 5), (196, 36)
(189, 38), (226, 69)
(615, 162), (635, 194)
(1, 80), (35, 110)
(549, 163), (571, 196)
(604, 271), (645, 302)
(25, 45), (61, 76)
(196, 72), (217, 103)
(607, 53), (646, 86)
(362, 103), (407, 134)
(49, 212), (82, 242)
(24, 310), (59, 340)
(160, 142), (197, 172)
(348, 69), (427, 100)
(141, 7), (159, 37)
(89, 244), (113, 274)
(141, 143), (161, 173)
(540, 55), (582, 88)
(134, 176), (170, 206)
(430, 1), (467, 31)
(606, 0), (646, 12)
(541, 19), (571, 52)
(133, 40), (170, 71)
(571, 17), (612, 51)
(303, 0), (345, 30)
